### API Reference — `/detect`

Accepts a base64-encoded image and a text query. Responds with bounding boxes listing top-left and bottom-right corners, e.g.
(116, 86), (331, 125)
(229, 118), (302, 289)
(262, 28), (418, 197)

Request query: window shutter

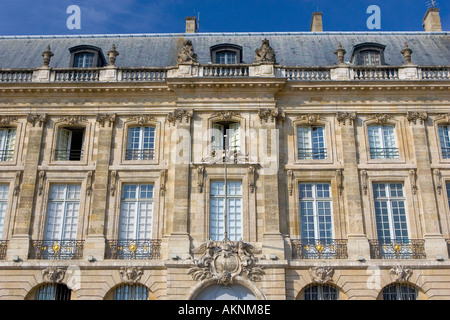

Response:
(228, 122), (240, 152)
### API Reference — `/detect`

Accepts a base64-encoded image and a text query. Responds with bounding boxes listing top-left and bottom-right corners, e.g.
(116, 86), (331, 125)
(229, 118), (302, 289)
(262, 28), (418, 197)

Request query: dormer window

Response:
(210, 44), (242, 64)
(69, 45), (106, 68)
(351, 43), (386, 66)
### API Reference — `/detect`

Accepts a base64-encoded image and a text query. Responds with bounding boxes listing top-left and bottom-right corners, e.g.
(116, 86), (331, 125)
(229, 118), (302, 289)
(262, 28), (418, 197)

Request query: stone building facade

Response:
(0, 8), (449, 300)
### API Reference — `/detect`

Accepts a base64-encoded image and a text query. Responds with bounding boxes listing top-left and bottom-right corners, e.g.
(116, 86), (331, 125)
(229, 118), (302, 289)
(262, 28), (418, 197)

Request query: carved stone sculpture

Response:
(401, 43), (413, 65)
(107, 44), (119, 66)
(177, 40), (198, 64)
(254, 39), (276, 64)
(334, 42), (346, 65)
(389, 265), (413, 282)
(42, 266), (66, 283)
(41, 45), (54, 67)
(188, 238), (264, 285)
(120, 266), (144, 284)
(309, 266), (334, 284)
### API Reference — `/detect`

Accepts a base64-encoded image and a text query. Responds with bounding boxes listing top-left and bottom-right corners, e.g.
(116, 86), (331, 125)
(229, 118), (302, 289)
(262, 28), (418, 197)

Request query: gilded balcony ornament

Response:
(254, 39), (276, 64)
(188, 238), (264, 285)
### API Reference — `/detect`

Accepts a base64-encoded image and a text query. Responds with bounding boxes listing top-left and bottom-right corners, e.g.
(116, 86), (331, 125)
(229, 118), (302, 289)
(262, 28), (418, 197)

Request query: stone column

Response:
(7, 114), (46, 261)
(83, 114), (116, 261)
(258, 108), (286, 259)
(166, 108), (193, 259)
(336, 112), (370, 260)
(407, 111), (448, 258)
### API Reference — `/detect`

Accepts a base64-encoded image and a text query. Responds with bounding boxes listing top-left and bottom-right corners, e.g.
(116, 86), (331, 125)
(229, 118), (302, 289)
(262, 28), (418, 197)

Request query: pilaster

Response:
(336, 112), (371, 260)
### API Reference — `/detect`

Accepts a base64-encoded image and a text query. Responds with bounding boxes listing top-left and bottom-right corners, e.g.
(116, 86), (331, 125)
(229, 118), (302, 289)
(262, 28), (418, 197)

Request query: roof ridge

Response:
(0, 31), (448, 39)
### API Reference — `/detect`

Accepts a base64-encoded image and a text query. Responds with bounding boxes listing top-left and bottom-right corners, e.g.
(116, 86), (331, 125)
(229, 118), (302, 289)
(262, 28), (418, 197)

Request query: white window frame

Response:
(0, 184), (9, 239)
(209, 181), (242, 241)
(438, 125), (450, 159)
(211, 122), (240, 152)
(44, 184), (81, 241)
(119, 184), (154, 240)
(373, 183), (408, 243)
(0, 128), (16, 161)
(299, 183), (333, 242)
(368, 124), (399, 159)
(297, 126), (326, 160)
(73, 52), (95, 68)
(126, 126), (156, 160)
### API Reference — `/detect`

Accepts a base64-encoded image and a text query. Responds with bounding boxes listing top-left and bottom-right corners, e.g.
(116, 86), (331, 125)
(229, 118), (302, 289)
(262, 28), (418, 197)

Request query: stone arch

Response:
(186, 276), (266, 300)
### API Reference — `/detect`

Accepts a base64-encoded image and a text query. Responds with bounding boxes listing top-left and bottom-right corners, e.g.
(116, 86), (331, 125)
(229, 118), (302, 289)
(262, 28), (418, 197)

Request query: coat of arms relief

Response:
(188, 238), (265, 285)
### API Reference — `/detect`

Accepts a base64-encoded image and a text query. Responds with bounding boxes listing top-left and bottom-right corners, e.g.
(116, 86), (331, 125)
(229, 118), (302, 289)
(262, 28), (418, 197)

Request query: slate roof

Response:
(0, 32), (449, 69)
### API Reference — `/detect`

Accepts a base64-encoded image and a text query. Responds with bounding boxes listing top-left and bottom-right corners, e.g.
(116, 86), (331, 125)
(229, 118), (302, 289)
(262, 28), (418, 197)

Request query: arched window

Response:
(351, 43), (386, 66)
(113, 284), (149, 300)
(36, 283), (72, 300)
(303, 284), (338, 300)
(382, 283), (417, 300)
(69, 45), (106, 68)
(210, 44), (243, 64)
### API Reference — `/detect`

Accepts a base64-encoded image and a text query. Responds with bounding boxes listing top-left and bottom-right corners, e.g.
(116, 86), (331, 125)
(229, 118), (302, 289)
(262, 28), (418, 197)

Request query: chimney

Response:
(310, 12), (323, 32)
(422, 8), (442, 32)
(185, 16), (198, 34)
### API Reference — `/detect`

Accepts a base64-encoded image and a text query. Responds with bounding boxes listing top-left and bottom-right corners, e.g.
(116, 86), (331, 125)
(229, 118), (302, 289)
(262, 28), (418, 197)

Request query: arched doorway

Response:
(194, 284), (257, 300)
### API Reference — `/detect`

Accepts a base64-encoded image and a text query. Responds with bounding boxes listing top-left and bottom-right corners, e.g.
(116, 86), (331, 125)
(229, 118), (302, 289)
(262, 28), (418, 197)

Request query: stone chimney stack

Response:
(422, 8), (442, 32)
(185, 16), (198, 34)
(310, 12), (323, 32)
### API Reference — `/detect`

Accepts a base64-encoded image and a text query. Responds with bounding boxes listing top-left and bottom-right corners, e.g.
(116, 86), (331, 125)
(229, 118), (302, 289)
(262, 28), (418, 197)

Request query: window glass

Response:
(297, 126), (326, 159)
(73, 53), (95, 68)
(368, 125), (398, 159)
(216, 51), (237, 64)
(438, 125), (450, 159)
(126, 126), (155, 160)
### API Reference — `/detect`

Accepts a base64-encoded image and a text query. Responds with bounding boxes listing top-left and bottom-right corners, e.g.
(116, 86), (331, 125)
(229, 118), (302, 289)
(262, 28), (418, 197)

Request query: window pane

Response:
(0, 185), (8, 239)
(74, 53), (95, 68)
(439, 125), (450, 159)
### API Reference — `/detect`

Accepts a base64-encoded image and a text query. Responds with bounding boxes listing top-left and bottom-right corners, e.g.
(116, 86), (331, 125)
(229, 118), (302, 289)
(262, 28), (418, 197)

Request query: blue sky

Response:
(0, 0), (448, 35)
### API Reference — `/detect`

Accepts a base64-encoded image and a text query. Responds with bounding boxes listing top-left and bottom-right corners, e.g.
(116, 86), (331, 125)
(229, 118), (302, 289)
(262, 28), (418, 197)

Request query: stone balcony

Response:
(0, 63), (448, 84)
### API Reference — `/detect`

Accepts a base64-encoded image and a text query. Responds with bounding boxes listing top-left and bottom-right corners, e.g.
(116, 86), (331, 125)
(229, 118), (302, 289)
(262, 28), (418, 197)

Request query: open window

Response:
(55, 127), (85, 161)
(211, 122), (240, 152)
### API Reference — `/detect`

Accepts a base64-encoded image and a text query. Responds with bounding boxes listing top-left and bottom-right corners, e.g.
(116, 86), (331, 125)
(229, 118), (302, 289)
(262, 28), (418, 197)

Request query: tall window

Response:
(73, 53), (95, 68)
(44, 184), (81, 241)
(126, 126), (155, 160)
(216, 51), (237, 64)
(119, 184), (154, 241)
(382, 284), (417, 300)
(210, 181), (242, 241)
(211, 122), (240, 152)
(0, 185), (8, 239)
(373, 183), (408, 243)
(446, 182), (450, 210)
(303, 284), (338, 300)
(297, 126), (326, 160)
(438, 125), (450, 159)
(368, 125), (399, 159)
(114, 284), (149, 300)
(55, 127), (85, 161)
(0, 128), (16, 161)
(299, 183), (333, 243)
(36, 283), (72, 300)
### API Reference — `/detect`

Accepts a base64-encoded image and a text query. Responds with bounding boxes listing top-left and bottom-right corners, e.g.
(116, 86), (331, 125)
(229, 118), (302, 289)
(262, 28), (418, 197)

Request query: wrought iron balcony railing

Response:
(369, 239), (426, 259)
(291, 239), (348, 259)
(369, 147), (399, 159)
(105, 239), (162, 260)
(29, 240), (85, 260)
(0, 149), (14, 161)
(298, 147), (327, 160)
(125, 148), (155, 160)
(0, 241), (8, 260)
(54, 149), (83, 161)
